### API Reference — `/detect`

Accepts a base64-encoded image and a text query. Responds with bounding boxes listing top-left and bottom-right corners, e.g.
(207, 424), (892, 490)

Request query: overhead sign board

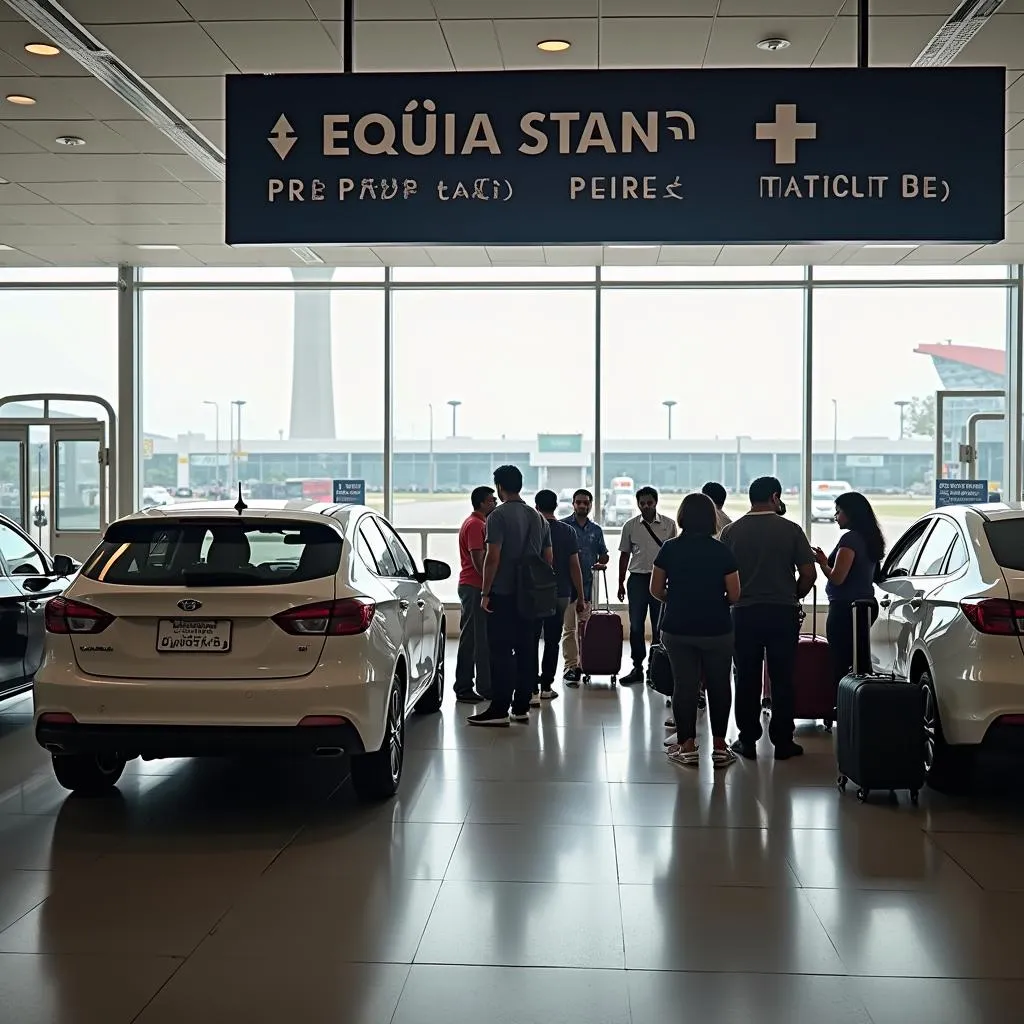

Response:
(935, 478), (989, 508)
(225, 67), (1005, 247)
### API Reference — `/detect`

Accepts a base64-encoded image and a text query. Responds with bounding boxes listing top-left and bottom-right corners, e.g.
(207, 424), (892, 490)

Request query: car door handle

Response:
(399, 600), (410, 611)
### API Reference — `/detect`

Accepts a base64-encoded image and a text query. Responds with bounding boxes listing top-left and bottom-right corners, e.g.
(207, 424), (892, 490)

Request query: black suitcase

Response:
(836, 600), (925, 805)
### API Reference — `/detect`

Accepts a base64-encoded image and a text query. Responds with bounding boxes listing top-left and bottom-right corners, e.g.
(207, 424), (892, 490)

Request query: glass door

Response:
(0, 425), (29, 530)
(51, 421), (106, 561)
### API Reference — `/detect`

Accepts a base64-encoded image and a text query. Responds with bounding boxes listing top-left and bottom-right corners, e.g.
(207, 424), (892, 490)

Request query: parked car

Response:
(871, 503), (1024, 790)
(33, 500), (450, 801)
(556, 488), (575, 519)
(0, 513), (78, 701)
(811, 480), (852, 523)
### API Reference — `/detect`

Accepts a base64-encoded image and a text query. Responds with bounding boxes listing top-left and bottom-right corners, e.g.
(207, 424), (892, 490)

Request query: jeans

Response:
(626, 572), (661, 669)
(825, 600), (878, 687)
(733, 604), (801, 747)
(456, 583), (491, 698)
(536, 597), (569, 688)
(487, 592), (538, 715)
(662, 631), (734, 742)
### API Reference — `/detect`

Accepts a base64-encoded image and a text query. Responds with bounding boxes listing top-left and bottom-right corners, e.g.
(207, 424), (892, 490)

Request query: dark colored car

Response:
(0, 514), (79, 701)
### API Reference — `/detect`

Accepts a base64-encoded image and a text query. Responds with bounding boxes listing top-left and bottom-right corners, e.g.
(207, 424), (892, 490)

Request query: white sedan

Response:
(33, 499), (450, 801)
(871, 503), (1024, 789)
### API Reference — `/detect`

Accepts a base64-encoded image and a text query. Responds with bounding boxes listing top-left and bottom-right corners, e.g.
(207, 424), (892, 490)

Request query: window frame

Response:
(881, 519), (934, 580)
(0, 520), (49, 577)
(912, 517), (962, 578)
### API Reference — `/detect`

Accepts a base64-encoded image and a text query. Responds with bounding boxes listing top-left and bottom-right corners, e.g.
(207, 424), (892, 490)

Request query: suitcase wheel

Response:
(857, 788), (869, 802)
(910, 790), (920, 807)
(582, 675), (591, 685)
(822, 718), (833, 733)
(837, 775), (847, 792)
(610, 675), (617, 685)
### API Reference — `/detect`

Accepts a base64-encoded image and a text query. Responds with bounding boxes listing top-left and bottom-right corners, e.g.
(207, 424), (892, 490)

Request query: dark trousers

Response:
(825, 600), (877, 687)
(733, 604), (801, 747)
(627, 572), (661, 669)
(535, 597), (569, 689)
(662, 631), (734, 742)
(487, 592), (538, 715)
(456, 584), (491, 699)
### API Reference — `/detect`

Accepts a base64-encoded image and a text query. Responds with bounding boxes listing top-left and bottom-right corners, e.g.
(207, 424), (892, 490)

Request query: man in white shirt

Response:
(617, 486), (678, 685)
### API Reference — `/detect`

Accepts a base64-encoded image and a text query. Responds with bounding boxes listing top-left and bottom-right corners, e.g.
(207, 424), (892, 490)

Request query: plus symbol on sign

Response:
(755, 103), (817, 165)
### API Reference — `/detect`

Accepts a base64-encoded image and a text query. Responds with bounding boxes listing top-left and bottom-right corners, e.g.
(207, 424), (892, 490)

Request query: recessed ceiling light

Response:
(5, 94), (36, 105)
(137, 244), (180, 250)
(0, 244), (14, 251)
(55, 135), (85, 146)
(537, 39), (571, 52)
(756, 37), (791, 51)
(0, 178), (9, 185)
(25, 42), (60, 56)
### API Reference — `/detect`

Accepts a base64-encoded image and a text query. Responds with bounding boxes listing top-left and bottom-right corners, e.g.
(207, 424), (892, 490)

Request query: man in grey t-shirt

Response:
(720, 476), (816, 761)
(469, 464), (552, 728)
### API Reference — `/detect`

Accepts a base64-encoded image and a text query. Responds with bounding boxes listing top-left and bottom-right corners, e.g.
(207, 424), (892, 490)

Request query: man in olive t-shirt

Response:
(720, 476), (816, 761)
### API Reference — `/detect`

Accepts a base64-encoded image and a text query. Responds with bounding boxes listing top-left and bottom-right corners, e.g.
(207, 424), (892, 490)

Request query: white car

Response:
(811, 480), (852, 523)
(871, 503), (1024, 789)
(33, 499), (451, 801)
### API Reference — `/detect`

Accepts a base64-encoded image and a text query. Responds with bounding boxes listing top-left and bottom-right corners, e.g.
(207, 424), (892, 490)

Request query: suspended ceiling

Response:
(0, 0), (1021, 269)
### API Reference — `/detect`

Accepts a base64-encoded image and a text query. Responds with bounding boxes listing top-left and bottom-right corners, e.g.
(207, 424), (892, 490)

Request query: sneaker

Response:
(456, 690), (484, 704)
(467, 709), (510, 728)
(774, 741), (805, 761)
(696, 692), (707, 712)
(563, 667), (582, 686)
(541, 689), (559, 701)
(620, 667), (644, 686)
(510, 710), (530, 723)
(730, 738), (758, 760)
(529, 691), (541, 708)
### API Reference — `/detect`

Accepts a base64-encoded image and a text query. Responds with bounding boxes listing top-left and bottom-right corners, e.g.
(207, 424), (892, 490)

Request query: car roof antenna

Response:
(234, 484), (248, 515)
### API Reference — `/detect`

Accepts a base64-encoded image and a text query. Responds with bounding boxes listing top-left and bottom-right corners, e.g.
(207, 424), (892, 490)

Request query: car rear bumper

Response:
(36, 719), (366, 759)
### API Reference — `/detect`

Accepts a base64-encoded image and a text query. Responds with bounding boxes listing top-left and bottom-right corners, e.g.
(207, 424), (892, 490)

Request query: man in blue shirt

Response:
(559, 488), (609, 686)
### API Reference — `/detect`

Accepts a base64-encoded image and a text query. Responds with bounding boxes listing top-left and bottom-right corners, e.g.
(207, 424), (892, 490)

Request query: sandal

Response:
(667, 744), (699, 767)
(711, 746), (736, 768)
(663, 732), (678, 747)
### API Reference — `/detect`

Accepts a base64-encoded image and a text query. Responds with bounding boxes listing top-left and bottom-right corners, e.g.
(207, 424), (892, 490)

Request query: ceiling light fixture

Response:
(756, 38), (791, 52)
(5, 94), (36, 105)
(537, 39), (571, 52)
(137, 244), (180, 250)
(0, 177), (9, 185)
(0, 244), (14, 251)
(25, 41), (60, 55)
(55, 135), (85, 146)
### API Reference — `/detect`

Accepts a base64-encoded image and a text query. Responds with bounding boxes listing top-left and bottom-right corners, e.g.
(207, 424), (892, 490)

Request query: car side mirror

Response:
(51, 554), (77, 577)
(21, 576), (51, 592)
(419, 558), (451, 583)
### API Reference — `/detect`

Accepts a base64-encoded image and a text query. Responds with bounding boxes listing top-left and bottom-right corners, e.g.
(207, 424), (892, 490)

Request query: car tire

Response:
(51, 752), (126, 796)
(920, 670), (977, 794)
(350, 678), (405, 802)
(414, 629), (445, 715)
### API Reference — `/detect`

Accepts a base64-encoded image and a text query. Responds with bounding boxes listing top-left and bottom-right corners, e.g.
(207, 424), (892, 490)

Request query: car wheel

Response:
(920, 670), (976, 794)
(415, 628), (445, 715)
(51, 752), (126, 796)
(350, 677), (405, 802)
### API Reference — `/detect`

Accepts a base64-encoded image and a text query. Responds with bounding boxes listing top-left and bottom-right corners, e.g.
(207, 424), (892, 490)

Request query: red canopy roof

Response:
(915, 344), (1005, 376)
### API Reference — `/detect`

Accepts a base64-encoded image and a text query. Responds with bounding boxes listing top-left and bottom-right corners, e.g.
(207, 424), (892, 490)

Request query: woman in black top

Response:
(650, 493), (741, 768)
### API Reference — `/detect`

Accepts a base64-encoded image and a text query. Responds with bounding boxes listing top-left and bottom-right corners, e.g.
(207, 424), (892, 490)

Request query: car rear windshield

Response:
(80, 518), (342, 587)
(984, 520), (1024, 571)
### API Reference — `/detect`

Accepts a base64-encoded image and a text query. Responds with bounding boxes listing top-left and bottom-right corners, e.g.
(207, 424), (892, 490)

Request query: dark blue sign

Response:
(225, 68), (1005, 247)
(332, 479), (365, 505)
(935, 478), (989, 508)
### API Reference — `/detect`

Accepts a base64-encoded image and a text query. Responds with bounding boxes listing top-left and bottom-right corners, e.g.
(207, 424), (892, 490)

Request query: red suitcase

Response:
(579, 570), (623, 684)
(763, 593), (835, 730)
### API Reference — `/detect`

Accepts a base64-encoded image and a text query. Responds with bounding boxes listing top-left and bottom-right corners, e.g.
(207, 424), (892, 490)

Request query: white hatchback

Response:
(33, 500), (451, 801)
(871, 503), (1024, 789)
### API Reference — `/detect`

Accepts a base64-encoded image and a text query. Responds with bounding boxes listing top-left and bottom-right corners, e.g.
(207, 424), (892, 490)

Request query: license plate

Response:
(156, 618), (232, 653)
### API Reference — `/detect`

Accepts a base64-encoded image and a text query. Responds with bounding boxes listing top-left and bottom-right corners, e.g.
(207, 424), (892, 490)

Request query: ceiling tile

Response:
(0, 125), (53, 155)
(441, 20), (503, 70)
(153, 154), (221, 182)
(185, 181), (224, 202)
(816, 15), (947, 65)
(26, 181), (208, 205)
(180, 0), (317, 18)
(422, 245), (490, 265)
(1010, 74), (1024, 116)
(493, 19), (599, 68)
(325, 20), (454, 71)
(604, 244), (659, 264)
(371, 245), (434, 264)
(347, 0), (438, 18)
(102, 118), (225, 154)
(0, 224), (117, 246)
(716, 245), (785, 264)
(0, 183), (54, 205)
(0, 76), (106, 120)
(190, 243), (307, 264)
(775, 244), (844, 263)
(839, 0), (963, 11)
(1008, 120), (1024, 149)
(89, 23), (238, 76)
(0, 251), (51, 267)
(64, 0), (190, 22)
(309, 245), (382, 263)
(657, 244), (721, 263)
(705, 17), (834, 66)
(601, 18), (713, 67)
(960, 242), (1024, 262)
(146, 77), (227, 119)
(63, 203), (222, 225)
(10, 119), (140, 155)
(201, 21), (341, 74)
(901, 244), (986, 262)
(109, 222), (223, 245)
(0, 23), (102, 77)
(436, 1), (596, 16)
(0, 153), (173, 183)
(600, 1), (716, 13)
(722, 0), (844, 13)
(0, 203), (87, 226)
(487, 245), (545, 263)
(544, 244), (602, 264)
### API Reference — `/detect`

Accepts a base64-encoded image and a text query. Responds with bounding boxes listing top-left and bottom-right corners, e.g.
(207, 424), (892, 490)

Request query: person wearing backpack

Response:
(469, 465), (554, 728)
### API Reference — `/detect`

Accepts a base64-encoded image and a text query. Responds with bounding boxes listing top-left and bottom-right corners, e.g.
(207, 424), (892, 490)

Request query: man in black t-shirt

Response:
(534, 490), (585, 703)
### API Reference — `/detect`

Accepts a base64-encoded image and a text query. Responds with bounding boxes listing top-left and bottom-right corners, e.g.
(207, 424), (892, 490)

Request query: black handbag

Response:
(647, 605), (673, 697)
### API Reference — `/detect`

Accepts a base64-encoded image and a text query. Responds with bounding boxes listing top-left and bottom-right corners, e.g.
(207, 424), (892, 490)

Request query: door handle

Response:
(399, 599), (410, 611)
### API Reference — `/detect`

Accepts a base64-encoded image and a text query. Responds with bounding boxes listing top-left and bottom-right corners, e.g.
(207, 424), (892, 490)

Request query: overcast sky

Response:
(0, 265), (1010, 445)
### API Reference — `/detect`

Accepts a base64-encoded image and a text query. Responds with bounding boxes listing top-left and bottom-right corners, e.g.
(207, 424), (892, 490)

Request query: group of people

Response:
(454, 466), (886, 763)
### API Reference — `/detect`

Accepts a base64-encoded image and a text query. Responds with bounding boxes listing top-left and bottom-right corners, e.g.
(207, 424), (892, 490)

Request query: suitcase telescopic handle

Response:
(851, 599), (874, 676)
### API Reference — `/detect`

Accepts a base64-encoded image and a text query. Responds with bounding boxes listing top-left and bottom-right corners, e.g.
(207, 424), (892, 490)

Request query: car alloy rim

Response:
(922, 683), (936, 772)
(389, 685), (403, 783)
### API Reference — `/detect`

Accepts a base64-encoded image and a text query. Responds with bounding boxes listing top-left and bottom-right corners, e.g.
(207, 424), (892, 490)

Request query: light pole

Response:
(895, 399), (910, 440)
(662, 399), (677, 440)
(832, 398), (839, 478)
(735, 435), (750, 495)
(447, 399), (461, 438)
(427, 402), (435, 494)
(203, 400), (220, 490)
(232, 400), (246, 489)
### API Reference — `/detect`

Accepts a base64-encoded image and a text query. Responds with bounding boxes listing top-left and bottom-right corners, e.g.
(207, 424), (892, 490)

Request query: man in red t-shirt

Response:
(456, 485), (497, 702)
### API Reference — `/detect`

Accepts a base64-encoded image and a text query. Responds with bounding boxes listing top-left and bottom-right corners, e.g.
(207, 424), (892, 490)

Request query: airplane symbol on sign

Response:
(268, 115), (297, 160)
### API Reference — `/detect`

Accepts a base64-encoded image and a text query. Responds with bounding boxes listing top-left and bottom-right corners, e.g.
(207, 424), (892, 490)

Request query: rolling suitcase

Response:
(579, 570), (623, 684)
(836, 600), (924, 805)
(762, 590), (835, 729)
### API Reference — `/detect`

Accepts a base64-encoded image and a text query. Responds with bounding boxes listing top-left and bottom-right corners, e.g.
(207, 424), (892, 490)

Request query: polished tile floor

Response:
(3, 651), (1024, 1023)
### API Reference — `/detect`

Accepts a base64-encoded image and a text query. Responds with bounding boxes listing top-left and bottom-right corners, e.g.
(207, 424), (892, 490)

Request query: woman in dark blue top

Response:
(813, 491), (886, 688)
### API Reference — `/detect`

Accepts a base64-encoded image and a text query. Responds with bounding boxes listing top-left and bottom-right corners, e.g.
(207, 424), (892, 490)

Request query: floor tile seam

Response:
(126, 955), (192, 1024)
(384, 964), (415, 1024)
(406, 872), (450, 966)
(0, 885), (50, 940)
(919, 831), (990, 893)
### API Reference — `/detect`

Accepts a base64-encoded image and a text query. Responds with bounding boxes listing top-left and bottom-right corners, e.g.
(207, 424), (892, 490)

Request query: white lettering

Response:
(783, 177), (803, 198)
(576, 112), (615, 154)
(338, 177), (355, 200)
(550, 112), (580, 154)
(760, 176), (782, 198)
(569, 176), (586, 199)
(903, 174), (919, 198)
(461, 114), (501, 155)
(323, 115), (350, 155)
(443, 112), (457, 155)
(268, 179), (284, 201)
(353, 113), (398, 156)
(288, 179), (304, 201)
(833, 174), (849, 198)
(401, 99), (437, 156)
(519, 112), (548, 155)
(621, 112), (657, 154)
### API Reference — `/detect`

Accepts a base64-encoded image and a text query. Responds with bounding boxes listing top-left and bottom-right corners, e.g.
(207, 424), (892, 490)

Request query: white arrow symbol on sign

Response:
(268, 115), (297, 160)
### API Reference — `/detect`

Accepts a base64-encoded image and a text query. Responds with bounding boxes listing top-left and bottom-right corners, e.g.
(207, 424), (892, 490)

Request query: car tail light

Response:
(273, 598), (375, 636)
(960, 598), (1024, 636)
(44, 596), (114, 635)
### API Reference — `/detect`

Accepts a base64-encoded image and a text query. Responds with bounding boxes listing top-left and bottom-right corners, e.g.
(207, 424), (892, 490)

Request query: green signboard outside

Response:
(538, 434), (583, 454)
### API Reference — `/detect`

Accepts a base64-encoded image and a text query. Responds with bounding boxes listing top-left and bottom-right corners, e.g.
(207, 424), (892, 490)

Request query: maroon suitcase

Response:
(763, 594), (835, 729)
(579, 571), (623, 683)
